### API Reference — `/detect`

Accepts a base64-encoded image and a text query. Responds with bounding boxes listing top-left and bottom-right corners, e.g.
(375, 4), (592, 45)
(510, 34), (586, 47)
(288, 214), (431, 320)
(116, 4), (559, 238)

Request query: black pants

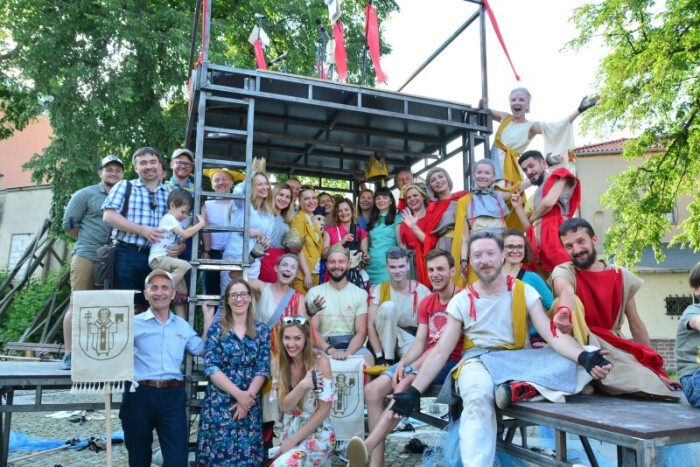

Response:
(119, 384), (188, 466)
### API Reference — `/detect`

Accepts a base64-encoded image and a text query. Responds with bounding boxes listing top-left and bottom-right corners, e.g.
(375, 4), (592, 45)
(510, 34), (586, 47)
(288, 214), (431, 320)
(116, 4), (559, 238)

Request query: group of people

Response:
(60, 86), (695, 467)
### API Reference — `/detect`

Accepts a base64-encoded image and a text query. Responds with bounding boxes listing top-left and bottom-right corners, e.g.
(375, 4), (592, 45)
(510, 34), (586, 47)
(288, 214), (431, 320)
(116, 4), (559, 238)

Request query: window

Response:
(665, 295), (692, 316)
(665, 204), (678, 225)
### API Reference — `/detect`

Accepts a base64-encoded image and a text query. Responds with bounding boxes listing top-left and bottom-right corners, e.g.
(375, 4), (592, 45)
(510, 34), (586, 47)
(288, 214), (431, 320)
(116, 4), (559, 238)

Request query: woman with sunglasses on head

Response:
(365, 187), (402, 285)
(196, 279), (271, 466)
(269, 316), (335, 466)
(259, 182), (294, 283)
(221, 170), (275, 294)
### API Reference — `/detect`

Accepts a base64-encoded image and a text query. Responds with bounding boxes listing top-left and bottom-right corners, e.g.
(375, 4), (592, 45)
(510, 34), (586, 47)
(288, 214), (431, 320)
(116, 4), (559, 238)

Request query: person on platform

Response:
(201, 168), (242, 295)
(397, 184), (431, 288)
(551, 218), (680, 399)
(322, 197), (369, 288)
(676, 263), (700, 408)
(120, 269), (214, 467)
(103, 147), (171, 311)
(367, 247), (431, 366)
(347, 231), (613, 467)
(393, 167), (414, 210)
(480, 88), (598, 229)
(356, 187), (374, 231)
(452, 159), (510, 287)
(366, 187), (402, 285)
(511, 150), (581, 275)
(196, 279), (271, 466)
(269, 316), (335, 465)
(60, 155), (125, 369)
(290, 186), (324, 293)
(221, 169), (275, 292)
(423, 167), (468, 254)
(317, 191), (335, 228)
(285, 177), (302, 207)
(359, 249), (464, 467)
(259, 182), (294, 283)
(148, 189), (206, 317)
(306, 244), (375, 366)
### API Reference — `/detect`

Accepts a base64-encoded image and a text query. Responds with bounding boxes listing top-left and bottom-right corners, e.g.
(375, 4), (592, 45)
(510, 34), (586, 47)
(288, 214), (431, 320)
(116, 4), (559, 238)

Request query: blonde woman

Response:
(259, 182), (294, 283)
(222, 171), (275, 293)
(270, 316), (334, 466)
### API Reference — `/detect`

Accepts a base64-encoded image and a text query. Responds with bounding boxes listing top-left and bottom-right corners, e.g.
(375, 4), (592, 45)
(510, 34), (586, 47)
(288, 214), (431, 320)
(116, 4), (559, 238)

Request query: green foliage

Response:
(0, 0), (398, 236)
(0, 266), (71, 344)
(567, 0), (700, 269)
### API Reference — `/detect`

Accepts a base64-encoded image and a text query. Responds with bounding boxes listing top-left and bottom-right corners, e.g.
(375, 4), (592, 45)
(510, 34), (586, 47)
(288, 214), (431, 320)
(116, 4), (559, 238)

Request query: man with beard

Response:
(550, 218), (681, 400)
(306, 243), (374, 366)
(120, 269), (214, 466)
(347, 231), (612, 467)
(357, 249), (463, 467)
(367, 247), (431, 366)
(60, 155), (125, 369)
(510, 150), (580, 275)
(103, 147), (170, 311)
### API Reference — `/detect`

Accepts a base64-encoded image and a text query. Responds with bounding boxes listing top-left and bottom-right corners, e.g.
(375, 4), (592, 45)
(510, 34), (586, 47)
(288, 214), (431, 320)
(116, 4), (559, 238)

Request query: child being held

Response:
(148, 188), (205, 317)
(675, 262), (700, 407)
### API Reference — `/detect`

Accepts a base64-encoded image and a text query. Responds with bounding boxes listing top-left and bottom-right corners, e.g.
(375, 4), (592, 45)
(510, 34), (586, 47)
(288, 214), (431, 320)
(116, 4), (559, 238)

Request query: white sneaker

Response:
(346, 437), (368, 467)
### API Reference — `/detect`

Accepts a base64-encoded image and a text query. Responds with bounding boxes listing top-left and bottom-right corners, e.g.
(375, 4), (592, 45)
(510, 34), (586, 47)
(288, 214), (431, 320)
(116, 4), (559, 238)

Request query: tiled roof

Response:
(633, 243), (700, 273)
(575, 138), (665, 154)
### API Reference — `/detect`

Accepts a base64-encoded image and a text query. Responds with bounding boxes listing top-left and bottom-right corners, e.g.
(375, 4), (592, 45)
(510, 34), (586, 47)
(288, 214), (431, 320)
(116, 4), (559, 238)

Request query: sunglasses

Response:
(148, 191), (157, 211)
(282, 316), (308, 326)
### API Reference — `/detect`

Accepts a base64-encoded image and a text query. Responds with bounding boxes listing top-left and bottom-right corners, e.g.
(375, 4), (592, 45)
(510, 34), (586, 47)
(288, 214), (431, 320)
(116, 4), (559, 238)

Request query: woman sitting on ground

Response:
(269, 316), (335, 466)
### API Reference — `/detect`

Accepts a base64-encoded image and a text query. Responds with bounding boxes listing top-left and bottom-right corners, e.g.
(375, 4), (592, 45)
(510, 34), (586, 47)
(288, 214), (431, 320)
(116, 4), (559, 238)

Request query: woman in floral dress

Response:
(196, 279), (271, 466)
(270, 316), (334, 466)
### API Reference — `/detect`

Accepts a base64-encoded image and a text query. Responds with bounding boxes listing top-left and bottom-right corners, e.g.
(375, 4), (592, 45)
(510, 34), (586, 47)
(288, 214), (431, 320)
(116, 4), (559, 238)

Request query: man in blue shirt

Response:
(103, 147), (172, 310)
(120, 268), (215, 466)
(60, 155), (124, 369)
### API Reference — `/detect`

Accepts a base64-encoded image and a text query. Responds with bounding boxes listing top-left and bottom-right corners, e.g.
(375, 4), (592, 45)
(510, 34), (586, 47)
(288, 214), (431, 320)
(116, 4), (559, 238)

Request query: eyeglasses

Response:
(148, 191), (157, 211)
(227, 292), (251, 300)
(174, 160), (193, 168)
(504, 244), (525, 252)
(282, 316), (308, 326)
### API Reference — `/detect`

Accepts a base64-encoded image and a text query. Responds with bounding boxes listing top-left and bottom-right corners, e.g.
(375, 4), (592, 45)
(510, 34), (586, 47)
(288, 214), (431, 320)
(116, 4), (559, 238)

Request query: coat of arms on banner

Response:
(329, 356), (364, 441)
(71, 290), (134, 394)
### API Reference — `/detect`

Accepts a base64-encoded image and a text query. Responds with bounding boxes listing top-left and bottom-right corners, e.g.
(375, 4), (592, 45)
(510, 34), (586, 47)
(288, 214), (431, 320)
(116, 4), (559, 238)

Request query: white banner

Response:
(71, 290), (134, 394)
(329, 355), (365, 441)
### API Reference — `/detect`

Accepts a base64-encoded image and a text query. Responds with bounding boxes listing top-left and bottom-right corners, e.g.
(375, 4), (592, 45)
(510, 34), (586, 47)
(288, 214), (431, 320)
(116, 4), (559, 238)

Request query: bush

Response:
(0, 265), (70, 344)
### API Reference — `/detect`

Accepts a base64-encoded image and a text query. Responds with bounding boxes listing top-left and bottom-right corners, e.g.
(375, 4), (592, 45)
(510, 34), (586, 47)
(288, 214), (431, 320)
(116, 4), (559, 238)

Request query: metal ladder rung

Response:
(203, 126), (247, 136)
(206, 95), (249, 106)
(202, 158), (247, 168)
(201, 225), (244, 232)
(199, 191), (245, 201)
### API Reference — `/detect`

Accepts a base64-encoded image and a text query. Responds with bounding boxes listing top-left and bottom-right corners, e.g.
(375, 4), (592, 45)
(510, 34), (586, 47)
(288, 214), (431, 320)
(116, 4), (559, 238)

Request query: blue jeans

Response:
(383, 358), (457, 386)
(114, 243), (150, 306)
(680, 371), (700, 408)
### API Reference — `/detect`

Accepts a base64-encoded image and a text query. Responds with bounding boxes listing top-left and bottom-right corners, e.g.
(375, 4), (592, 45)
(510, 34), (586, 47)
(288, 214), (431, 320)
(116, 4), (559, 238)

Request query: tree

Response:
(568, 0), (700, 269)
(0, 0), (398, 235)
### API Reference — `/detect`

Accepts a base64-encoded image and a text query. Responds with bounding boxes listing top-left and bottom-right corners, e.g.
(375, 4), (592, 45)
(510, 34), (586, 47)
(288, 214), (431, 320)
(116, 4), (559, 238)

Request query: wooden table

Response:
(0, 361), (121, 466)
(499, 393), (700, 466)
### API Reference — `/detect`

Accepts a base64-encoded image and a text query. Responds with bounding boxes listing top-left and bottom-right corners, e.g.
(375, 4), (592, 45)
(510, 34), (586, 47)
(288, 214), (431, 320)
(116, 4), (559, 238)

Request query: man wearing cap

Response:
(60, 155), (125, 369)
(306, 244), (375, 366)
(120, 269), (215, 466)
(103, 147), (170, 311)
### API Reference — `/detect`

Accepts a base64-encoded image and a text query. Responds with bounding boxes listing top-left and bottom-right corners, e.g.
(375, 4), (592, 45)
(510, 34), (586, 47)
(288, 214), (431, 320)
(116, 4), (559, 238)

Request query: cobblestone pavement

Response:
(7, 389), (445, 466)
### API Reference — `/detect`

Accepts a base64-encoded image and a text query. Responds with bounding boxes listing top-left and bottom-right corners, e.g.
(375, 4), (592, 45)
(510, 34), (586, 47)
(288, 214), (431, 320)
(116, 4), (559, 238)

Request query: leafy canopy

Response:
(568, 0), (700, 269)
(0, 0), (398, 235)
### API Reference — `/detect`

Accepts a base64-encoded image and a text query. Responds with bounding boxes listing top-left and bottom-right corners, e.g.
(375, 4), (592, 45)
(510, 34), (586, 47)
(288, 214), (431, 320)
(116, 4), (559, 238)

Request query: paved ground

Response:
(6, 389), (443, 466)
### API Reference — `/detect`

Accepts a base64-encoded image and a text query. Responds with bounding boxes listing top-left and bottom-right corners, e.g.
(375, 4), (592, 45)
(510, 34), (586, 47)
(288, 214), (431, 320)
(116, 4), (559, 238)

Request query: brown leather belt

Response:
(137, 379), (184, 388)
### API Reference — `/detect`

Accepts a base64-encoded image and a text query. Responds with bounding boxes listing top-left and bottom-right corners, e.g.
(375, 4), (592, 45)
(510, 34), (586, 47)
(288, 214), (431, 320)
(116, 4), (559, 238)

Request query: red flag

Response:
(364, 3), (387, 84)
(482, 0), (520, 81)
(253, 39), (267, 70)
(333, 20), (348, 82)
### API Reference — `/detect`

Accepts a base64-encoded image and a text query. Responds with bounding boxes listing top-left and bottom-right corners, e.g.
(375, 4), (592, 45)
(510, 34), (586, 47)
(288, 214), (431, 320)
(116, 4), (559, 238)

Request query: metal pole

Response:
(187, 0), (202, 75)
(398, 10), (480, 92)
(479, 2), (488, 100)
(202, 0), (211, 62)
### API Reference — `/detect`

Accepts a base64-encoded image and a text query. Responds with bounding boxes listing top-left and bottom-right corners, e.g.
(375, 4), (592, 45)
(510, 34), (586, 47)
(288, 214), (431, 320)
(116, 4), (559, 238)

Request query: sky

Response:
(379, 0), (611, 188)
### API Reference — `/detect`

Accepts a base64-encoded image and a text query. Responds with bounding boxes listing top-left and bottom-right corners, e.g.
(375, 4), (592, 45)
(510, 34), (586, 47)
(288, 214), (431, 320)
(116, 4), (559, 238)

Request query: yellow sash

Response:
(494, 116), (523, 186)
(290, 211), (323, 280)
(453, 279), (528, 379)
(379, 281), (391, 306)
(451, 193), (472, 288)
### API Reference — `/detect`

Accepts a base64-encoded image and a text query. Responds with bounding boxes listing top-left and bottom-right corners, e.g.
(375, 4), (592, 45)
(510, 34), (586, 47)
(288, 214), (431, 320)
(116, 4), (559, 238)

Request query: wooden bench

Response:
(4, 342), (66, 359)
